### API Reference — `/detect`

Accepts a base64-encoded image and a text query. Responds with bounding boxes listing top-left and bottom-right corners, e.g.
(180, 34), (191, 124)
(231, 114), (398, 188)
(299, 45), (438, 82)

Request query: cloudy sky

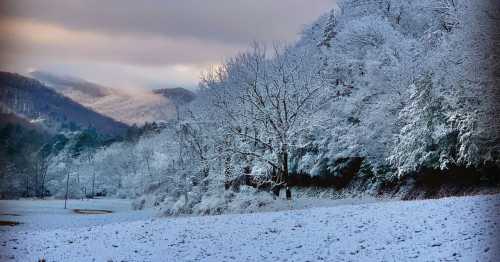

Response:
(0, 0), (335, 90)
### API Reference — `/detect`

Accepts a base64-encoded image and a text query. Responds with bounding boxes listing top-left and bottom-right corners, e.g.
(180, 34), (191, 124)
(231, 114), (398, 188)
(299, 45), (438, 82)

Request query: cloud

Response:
(0, 18), (243, 67)
(0, 0), (336, 88)
(1, 0), (335, 44)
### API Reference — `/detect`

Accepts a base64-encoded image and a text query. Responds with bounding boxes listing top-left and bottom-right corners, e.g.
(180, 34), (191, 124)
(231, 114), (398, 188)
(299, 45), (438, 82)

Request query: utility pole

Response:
(64, 155), (71, 209)
(64, 168), (70, 209)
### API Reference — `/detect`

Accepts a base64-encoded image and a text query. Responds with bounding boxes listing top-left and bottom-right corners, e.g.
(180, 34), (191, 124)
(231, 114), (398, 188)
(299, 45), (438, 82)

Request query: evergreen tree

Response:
(388, 74), (449, 176)
(319, 10), (337, 47)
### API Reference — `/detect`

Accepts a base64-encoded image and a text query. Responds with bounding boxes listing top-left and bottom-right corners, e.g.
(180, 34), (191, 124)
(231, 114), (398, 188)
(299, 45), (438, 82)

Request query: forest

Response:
(1, 0), (499, 215)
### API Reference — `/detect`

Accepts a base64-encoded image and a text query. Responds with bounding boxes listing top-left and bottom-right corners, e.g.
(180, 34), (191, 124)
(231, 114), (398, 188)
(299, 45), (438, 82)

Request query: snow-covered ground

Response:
(0, 198), (154, 231)
(1, 195), (499, 261)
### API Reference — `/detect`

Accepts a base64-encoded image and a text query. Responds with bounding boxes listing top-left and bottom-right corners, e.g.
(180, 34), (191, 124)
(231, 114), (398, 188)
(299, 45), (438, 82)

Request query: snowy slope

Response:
(87, 89), (175, 125)
(30, 71), (176, 125)
(0, 71), (129, 135)
(1, 194), (498, 261)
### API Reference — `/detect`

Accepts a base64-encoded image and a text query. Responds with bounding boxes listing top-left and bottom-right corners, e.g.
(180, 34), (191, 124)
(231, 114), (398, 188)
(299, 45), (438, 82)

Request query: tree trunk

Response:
(91, 170), (96, 198)
(282, 150), (288, 185)
(40, 172), (46, 199)
(183, 174), (189, 211)
(146, 158), (152, 177)
(25, 172), (30, 197)
(34, 165), (40, 198)
(64, 169), (70, 209)
(279, 143), (289, 185)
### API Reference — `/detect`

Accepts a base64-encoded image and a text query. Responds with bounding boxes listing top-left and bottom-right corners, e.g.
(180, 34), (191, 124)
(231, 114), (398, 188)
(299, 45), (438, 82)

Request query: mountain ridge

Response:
(0, 71), (129, 136)
(153, 87), (196, 106)
(29, 71), (176, 125)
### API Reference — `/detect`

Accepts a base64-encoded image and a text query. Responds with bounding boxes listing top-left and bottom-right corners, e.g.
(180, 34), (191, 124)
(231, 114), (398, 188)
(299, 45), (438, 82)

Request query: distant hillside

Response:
(30, 70), (112, 101)
(0, 71), (128, 136)
(0, 112), (45, 132)
(30, 71), (176, 125)
(153, 87), (196, 106)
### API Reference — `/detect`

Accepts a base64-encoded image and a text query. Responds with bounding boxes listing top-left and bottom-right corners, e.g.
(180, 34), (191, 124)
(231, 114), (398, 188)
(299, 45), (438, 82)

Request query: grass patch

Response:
(0, 220), (20, 226)
(73, 209), (113, 215)
(0, 212), (20, 216)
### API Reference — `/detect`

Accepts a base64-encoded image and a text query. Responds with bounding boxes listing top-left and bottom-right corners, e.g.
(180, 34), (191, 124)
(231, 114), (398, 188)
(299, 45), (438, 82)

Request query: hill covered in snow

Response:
(284, 0), (499, 179)
(0, 71), (128, 135)
(31, 71), (176, 125)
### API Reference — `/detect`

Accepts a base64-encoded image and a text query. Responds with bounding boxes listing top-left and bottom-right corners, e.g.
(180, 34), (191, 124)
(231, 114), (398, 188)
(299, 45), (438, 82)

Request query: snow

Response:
(1, 194), (499, 261)
(0, 198), (154, 231)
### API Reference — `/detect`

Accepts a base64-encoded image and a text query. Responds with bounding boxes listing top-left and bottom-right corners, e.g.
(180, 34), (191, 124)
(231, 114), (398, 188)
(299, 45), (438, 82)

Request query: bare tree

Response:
(63, 153), (73, 209)
(203, 43), (328, 191)
(32, 150), (50, 198)
(80, 148), (97, 198)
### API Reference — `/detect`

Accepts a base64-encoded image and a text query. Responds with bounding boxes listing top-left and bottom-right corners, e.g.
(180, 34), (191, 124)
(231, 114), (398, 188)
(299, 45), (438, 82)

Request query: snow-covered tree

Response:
(388, 74), (449, 176)
(202, 43), (330, 188)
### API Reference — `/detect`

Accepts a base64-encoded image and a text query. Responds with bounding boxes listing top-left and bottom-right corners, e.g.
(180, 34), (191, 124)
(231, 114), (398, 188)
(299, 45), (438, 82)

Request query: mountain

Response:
(153, 87), (196, 106)
(0, 71), (128, 136)
(30, 71), (176, 125)
(30, 70), (113, 103)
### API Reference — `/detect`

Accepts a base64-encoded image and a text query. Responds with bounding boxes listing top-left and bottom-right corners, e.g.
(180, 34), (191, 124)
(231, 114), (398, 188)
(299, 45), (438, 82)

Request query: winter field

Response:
(1, 194), (499, 262)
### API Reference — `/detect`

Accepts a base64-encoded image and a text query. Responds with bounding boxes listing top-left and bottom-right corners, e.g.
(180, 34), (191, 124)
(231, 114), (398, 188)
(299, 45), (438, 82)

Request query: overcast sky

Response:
(0, 0), (335, 90)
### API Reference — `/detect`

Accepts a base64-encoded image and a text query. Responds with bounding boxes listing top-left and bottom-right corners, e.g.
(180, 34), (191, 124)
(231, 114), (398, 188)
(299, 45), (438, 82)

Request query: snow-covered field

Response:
(1, 195), (499, 262)
(0, 198), (154, 231)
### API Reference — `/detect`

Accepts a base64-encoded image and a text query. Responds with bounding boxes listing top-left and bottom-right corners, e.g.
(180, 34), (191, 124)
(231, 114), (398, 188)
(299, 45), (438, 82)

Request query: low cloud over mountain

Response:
(30, 71), (176, 125)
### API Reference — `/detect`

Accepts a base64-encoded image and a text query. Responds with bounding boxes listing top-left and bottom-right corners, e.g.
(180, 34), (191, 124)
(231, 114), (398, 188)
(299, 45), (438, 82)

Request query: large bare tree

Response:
(203, 43), (329, 189)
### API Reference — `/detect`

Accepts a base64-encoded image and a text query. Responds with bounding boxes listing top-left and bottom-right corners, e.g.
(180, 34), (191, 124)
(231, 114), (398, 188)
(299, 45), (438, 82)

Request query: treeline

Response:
(3, 0), (499, 209)
(0, 113), (131, 198)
